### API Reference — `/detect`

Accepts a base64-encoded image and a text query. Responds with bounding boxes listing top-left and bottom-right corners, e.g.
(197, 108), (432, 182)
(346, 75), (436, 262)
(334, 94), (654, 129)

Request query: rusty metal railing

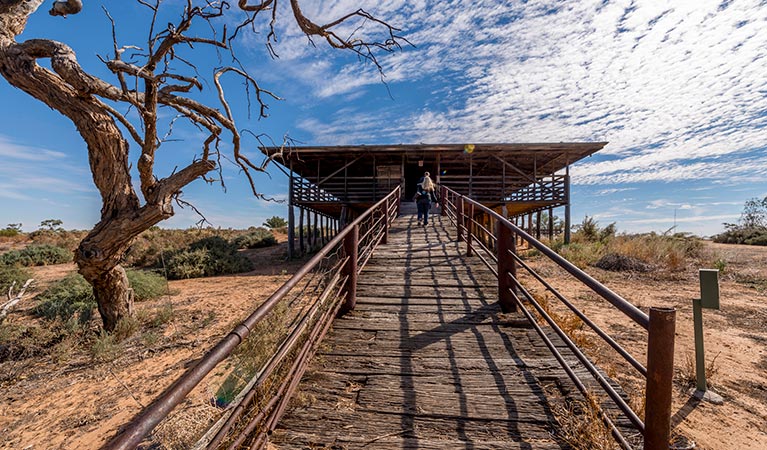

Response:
(440, 186), (676, 450)
(104, 187), (401, 450)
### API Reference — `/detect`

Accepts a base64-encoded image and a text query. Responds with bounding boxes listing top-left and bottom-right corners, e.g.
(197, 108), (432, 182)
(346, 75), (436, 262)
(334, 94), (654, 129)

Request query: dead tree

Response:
(0, 0), (405, 331)
(0, 279), (34, 323)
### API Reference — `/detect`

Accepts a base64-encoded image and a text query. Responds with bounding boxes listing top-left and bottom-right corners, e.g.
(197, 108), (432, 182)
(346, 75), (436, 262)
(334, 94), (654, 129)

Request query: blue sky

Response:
(1, 0), (766, 236)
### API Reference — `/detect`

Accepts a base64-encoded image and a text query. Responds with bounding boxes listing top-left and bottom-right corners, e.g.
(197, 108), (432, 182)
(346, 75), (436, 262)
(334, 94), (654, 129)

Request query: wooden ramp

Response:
(271, 210), (577, 449)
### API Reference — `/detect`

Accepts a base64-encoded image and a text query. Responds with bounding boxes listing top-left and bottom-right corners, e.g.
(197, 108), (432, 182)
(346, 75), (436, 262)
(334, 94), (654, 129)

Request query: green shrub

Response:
(34, 270), (167, 325)
(90, 330), (122, 361)
(165, 236), (253, 279)
(0, 244), (72, 266)
(34, 273), (95, 325)
(557, 242), (606, 268)
(0, 264), (33, 294)
(744, 233), (767, 246)
(555, 230), (703, 272)
(263, 216), (288, 229)
(713, 258), (727, 273)
(0, 228), (20, 237)
(126, 269), (168, 301)
(28, 229), (86, 251)
(124, 227), (245, 268)
(232, 228), (277, 249)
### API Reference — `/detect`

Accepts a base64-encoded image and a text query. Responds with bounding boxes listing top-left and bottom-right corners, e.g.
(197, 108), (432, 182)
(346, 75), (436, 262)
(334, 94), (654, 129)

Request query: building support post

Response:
(548, 207), (554, 242)
(536, 210), (542, 240)
(298, 208), (305, 255)
(287, 171), (295, 259)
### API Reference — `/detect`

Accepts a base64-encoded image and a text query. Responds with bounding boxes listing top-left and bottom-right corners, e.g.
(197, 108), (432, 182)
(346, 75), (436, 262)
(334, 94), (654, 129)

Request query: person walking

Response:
(419, 171), (439, 204)
(415, 183), (432, 226)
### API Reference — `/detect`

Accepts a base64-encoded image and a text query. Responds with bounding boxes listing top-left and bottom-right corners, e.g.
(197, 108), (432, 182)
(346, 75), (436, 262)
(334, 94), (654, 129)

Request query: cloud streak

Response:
(270, 0), (767, 186)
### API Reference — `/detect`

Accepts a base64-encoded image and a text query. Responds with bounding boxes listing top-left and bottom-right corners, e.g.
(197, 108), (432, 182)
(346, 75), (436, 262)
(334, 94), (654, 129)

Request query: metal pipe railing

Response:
(440, 185), (675, 450)
(104, 186), (401, 450)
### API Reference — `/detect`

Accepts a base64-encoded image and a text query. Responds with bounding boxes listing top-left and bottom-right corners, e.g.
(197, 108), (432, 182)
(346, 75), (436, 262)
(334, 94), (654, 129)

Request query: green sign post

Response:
(693, 269), (723, 404)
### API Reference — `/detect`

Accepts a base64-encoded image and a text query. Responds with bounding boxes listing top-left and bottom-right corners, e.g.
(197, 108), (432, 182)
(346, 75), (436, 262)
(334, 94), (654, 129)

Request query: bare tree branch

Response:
(0, 0), (406, 330)
(0, 279), (34, 323)
(49, 0), (82, 17)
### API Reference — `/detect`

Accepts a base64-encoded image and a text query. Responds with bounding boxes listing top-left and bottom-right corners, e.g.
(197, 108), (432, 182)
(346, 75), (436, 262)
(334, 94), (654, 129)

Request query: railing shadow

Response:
(394, 215), (559, 449)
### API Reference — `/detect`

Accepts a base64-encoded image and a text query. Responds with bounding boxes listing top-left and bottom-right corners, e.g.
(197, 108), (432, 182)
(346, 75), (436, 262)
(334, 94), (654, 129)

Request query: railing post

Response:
(497, 219), (517, 312)
(381, 200), (389, 245)
(340, 224), (359, 314)
(644, 307), (676, 450)
(440, 185), (446, 216)
(396, 187), (401, 217)
(466, 202), (474, 256)
(457, 196), (465, 242)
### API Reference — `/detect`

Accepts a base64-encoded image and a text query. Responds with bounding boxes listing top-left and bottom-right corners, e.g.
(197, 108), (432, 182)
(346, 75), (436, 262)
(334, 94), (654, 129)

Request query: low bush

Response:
(232, 228), (277, 249)
(555, 220), (703, 272)
(0, 228), (20, 237)
(0, 264), (33, 294)
(594, 253), (651, 272)
(34, 273), (95, 325)
(557, 242), (606, 268)
(165, 236), (253, 279)
(126, 269), (168, 301)
(34, 270), (167, 325)
(0, 244), (72, 266)
(124, 227), (247, 268)
(28, 229), (86, 251)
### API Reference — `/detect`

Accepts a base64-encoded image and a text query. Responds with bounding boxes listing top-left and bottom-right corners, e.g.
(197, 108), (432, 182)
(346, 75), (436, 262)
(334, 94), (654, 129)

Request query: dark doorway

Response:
(404, 163), (434, 200)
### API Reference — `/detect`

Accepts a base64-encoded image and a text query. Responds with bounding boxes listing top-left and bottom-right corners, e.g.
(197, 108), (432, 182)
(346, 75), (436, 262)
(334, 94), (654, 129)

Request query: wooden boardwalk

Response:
(271, 208), (581, 449)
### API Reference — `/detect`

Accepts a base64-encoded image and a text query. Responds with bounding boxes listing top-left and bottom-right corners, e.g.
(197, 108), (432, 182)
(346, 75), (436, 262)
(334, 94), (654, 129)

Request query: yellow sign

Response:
(464, 144), (475, 154)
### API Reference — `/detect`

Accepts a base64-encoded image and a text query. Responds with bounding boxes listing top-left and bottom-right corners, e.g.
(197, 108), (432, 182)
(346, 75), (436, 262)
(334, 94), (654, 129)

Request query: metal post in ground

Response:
(340, 224), (359, 314)
(457, 196), (465, 242)
(693, 269), (723, 404)
(466, 202), (474, 257)
(382, 200), (389, 245)
(644, 307), (676, 450)
(497, 220), (517, 313)
(440, 185), (446, 216)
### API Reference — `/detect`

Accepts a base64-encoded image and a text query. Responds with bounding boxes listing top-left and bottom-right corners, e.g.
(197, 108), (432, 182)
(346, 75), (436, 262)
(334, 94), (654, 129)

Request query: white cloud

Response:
(0, 136), (68, 161)
(269, 0), (767, 185)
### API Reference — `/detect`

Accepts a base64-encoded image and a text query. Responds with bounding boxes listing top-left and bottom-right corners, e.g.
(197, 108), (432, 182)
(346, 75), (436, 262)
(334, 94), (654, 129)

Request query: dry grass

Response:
(531, 292), (593, 351)
(555, 222), (704, 273)
(551, 392), (618, 450)
(152, 401), (220, 450)
(677, 351), (722, 390)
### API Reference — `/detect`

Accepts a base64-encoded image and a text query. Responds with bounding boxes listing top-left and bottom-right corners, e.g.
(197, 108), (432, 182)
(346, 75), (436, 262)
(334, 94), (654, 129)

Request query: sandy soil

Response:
(1, 238), (765, 449)
(0, 238), (302, 450)
(521, 241), (767, 450)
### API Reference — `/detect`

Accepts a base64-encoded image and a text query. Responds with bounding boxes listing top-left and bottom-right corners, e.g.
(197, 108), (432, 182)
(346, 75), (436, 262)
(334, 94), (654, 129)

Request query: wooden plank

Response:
(269, 213), (634, 450)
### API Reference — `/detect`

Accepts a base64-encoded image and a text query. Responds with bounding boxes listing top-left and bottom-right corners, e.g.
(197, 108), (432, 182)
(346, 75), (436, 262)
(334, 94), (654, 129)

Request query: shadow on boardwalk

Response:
(271, 211), (577, 449)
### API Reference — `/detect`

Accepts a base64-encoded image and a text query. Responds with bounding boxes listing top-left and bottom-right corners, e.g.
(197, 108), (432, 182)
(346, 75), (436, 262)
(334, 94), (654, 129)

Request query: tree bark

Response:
(0, 2), (220, 330)
(89, 265), (133, 331)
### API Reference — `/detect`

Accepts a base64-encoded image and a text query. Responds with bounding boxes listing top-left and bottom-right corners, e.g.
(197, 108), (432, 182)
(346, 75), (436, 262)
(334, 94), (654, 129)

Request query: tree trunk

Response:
(85, 264), (133, 331)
